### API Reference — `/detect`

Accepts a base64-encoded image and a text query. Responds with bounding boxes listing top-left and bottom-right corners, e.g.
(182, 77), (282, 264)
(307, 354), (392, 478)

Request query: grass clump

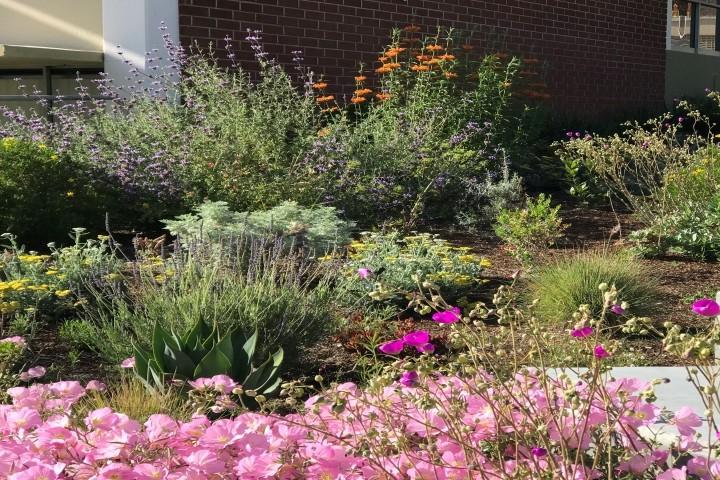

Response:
(527, 249), (659, 325)
(75, 377), (192, 424)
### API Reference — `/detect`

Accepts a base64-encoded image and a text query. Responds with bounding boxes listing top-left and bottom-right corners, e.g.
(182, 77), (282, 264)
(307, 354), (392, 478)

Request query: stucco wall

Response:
(0, 0), (103, 51)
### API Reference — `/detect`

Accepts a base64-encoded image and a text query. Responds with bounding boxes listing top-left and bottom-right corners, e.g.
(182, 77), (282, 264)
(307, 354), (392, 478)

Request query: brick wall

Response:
(178, 0), (668, 119)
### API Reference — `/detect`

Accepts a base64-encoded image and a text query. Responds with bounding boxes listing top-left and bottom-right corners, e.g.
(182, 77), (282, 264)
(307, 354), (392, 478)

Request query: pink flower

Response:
(593, 344), (610, 359)
(0, 336), (26, 348)
(86, 380), (107, 391)
(357, 268), (371, 279)
(120, 357), (135, 368)
(416, 342), (435, 354)
(432, 307), (461, 324)
(378, 339), (405, 355)
(610, 304), (625, 315)
(672, 406), (703, 437)
(402, 330), (430, 347)
(27, 366), (46, 379)
(692, 298), (720, 317)
(571, 326), (593, 338)
(399, 371), (419, 387)
(9, 465), (58, 480)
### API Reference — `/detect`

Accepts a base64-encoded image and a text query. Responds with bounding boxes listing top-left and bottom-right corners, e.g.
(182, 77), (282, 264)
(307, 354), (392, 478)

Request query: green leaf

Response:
(162, 343), (196, 379)
(182, 317), (209, 349)
(194, 345), (232, 378)
(132, 344), (150, 380)
(244, 347), (283, 391)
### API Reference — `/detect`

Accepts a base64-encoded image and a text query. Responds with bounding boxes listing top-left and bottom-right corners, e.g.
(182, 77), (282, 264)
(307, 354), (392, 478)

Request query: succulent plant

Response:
(132, 318), (283, 399)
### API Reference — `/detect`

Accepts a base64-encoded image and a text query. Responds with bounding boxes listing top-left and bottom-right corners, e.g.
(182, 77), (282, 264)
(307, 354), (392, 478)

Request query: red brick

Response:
(179, 0), (667, 118)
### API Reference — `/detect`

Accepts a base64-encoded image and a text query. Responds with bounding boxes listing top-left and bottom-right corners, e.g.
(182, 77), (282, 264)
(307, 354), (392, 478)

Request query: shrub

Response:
(493, 193), (567, 265)
(163, 200), (353, 253)
(0, 230), (121, 332)
(67, 238), (341, 366)
(0, 138), (104, 243)
(303, 28), (538, 226)
(556, 99), (720, 260)
(340, 231), (489, 302)
(527, 249), (659, 325)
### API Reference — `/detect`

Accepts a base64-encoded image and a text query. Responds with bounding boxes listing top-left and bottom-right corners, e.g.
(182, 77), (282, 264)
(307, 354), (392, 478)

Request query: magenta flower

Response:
(416, 342), (435, 354)
(399, 371), (419, 387)
(378, 339), (405, 355)
(432, 307), (461, 324)
(402, 330), (430, 347)
(85, 380), (107, 391)
(692, 298), (720, 317)
(610, 304), (625, 315)
(571, 326), (593, 338)
(531, 446), (547, 458)
(593, 344), (610, 359)
(120, 357), (136, 369)
(357, 268), (371, 279)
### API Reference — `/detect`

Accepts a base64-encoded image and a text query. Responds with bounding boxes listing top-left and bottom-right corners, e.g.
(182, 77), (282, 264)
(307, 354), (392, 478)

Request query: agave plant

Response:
(132, 317), (283, 400)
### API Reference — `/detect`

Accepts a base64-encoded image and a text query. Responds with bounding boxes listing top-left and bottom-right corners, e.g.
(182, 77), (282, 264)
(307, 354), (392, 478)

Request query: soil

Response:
(298, 205), (720, 375)
(29, 204), (720, 385)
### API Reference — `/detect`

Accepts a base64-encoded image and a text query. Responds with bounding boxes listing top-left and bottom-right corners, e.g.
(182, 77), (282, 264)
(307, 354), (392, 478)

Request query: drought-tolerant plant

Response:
(340, 231), (489, 302)
(66, 236), (341, 366)
(75, 376), (193, 424)
(527, 249), (659, 325)
(132, 318), (283, 402)
(556, 98), (720, 259)
(0, 138), (104, 243)
(163, 200), (353, 253)
(493, 193), (567, 265)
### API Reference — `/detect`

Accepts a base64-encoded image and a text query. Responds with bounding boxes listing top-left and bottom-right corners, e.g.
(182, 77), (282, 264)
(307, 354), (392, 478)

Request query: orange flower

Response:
(316, 95), (335, 103)
(384, 47), (406, 57)
(439, 54), (456, 61)
(322, 106), (340, 113)
(411, 64), (431, 72)
(378, 56), (389, 62)
(461, 44), (474, 51)
(444, 72), (458, 79)
(385, 62), (401, 69)
(426, 44), (444, 52)
(375, 92), (391, 101)
(403, 24), (421, 32)
(354, 88), (373, 96)
(423, 58), (441, 65)
(416, 54), (431, 61)
(311, 82), (328, 90)
(351, 96), (367, 104)
(317, 127), (331, 137)
(354, 75), (367, 82)
(375, 66), (392, 74)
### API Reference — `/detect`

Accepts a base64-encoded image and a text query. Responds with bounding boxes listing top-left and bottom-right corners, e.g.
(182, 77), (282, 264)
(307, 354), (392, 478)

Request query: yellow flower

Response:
(55, 289), (72, 298)
(479, 258), (492, 268)
(66, 191), (75, 198)
(46, 270), (59, 276)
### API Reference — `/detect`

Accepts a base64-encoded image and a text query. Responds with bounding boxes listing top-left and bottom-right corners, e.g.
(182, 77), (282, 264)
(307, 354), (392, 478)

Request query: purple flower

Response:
(593, 344), (610, 359)
(378, 339), (405, 355)
(692, 298), (720, 317)
(357, 268), (371, 279)
(571, 326), (593, 338)
(531, 446), (547, 458)
(432, 307), (461, 324)
(399, 371), (419, 387)
(121, 357), (135, 368)
(610, 304), (625, 315)
(402, 330), (430, 347)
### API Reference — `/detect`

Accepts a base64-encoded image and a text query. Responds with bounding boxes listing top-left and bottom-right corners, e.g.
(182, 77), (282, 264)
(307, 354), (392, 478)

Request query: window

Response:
(0, 67), (104, 120)
(670, 0), (720, 53)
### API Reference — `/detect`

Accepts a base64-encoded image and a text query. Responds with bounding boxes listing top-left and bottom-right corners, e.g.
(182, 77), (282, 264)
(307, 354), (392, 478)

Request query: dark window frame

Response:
(672, 0), (720, 52)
